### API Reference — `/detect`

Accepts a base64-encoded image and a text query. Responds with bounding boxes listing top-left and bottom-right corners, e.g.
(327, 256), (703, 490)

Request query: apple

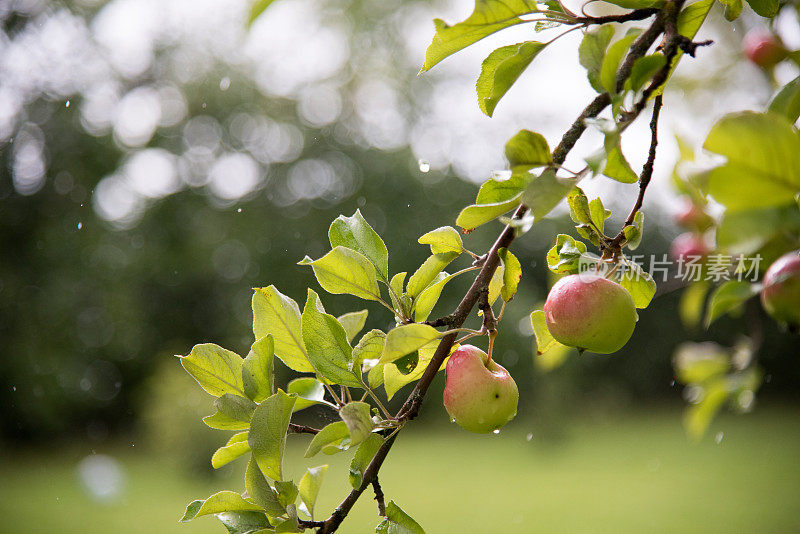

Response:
(670, 232), (710, 262)
(544, 273), (637, 354)
(674, 199), (713, 231)
(760, 251), (800, 325)
(743, 30), (786, 69)
(443, 345), (518, 433)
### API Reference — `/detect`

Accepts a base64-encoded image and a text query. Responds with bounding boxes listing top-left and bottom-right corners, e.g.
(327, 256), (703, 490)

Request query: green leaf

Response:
(245, 456), (285, 516)
(299, 247), (382, 302)
(498, 248), (522, 301)
(600, 29), (642, 94)
(275, 480), (298, 509)
(304, 421), (351, 458)
(380, 323), (441, 363)
(546, 234), (588, 274)
(487, 263), (505, 307)
(390, 272), (406, 297)
(719, 0), (743, 20)
(530, 309), (563, 355)
(384, 341), (447, 400)
(252, 286), (314, 373)
(179, 343), (246, 398)
(179, 491), (262, 522)
(704, 280), (758, 328)
(274, 504), (300, 533)
(211, 432), (250, 469)
(683, 377), (729, 440)
(249, 390), (296, 481)
(477, 173), (529, 203)
(477, 41), (547, 117)
(745, 0), (779, 18)
(717, 203), (800, 255)
(520, 169), (576, 220)
(586, 121), (639, 183)
(413, 272), (454, 322)
(623, 211), (644, 251)
(243, 336), (275, 403)
(348, 433), (384, 489)
(589, 197), (610, 235)
(298, 465), (328, 519)
(337, 309), (369, 343)
(216, 394), (257, 423)
(505, 130), (552, 167)
(567, 187), (592, 224)
(216, 512), (271, 534)
(679, 281), (710, 328)
(287, 378), (326, 412)
(456, 196), (523, 230)
(626, 54), (667, 92)
(617, 261), (656, 309)
(579, 25), (615, 93)
(703, 112), (800, 211)
(329, 210), (389, 280)
(353, 329), (386, 369)
(418, 227), (463, 255)
(367, 360), (385, 388)
(406, 252), (459, 297)
(203, 411), (250, 431)
(339, 401), (375, 446)
(768, 76), (800, 125)
(376, 501), (426, 534)
(301, 289), (361, 388)
(421, 0), (542, 72)
(247, 0), (277, 27)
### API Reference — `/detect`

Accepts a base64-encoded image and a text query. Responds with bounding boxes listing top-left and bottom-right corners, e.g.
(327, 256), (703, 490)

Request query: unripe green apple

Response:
(742, 30), (787, 69)
(760, 251), (800, 325)
(670, 232), (710, 262)
(544, 274), (638, 354)
(443, 345), (518, 433)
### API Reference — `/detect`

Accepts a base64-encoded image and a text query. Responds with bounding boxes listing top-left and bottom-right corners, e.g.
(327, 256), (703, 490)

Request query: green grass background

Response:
(2, 407), (799, 533)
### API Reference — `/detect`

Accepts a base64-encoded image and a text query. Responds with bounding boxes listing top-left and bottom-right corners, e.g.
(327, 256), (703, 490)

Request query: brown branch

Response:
(371, 477), (386, 517)
(576, 8), (659, 25)
(288, 423), (320, 435)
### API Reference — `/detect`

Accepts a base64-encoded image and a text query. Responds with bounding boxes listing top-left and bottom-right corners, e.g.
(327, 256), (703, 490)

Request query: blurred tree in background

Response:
(1, 0), (798, 451)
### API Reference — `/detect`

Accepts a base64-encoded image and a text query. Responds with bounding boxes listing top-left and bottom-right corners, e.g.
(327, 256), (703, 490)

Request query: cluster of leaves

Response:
(177, 207), (526, 532)
(669, 76), (800, 435)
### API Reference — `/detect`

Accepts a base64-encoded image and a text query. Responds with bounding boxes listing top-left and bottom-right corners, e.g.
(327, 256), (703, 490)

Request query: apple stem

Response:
(487, 330), (498, 363)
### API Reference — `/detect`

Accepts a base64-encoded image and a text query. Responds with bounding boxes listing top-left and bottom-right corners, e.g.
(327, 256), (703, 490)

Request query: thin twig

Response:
(609, 94), (663, 250)
(289, 423), (321, 435)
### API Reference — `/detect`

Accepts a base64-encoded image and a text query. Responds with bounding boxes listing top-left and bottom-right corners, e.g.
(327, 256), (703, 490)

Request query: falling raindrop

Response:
(669, 380), (675, 386)
(77, 222), (83, 230)
(65, 100), (70, 108)
(492, 429), (500, 435)
(11, 386), (16, 392)
(715, 432), (724, 444)
(236, 208), (242, 213)
(450, 418), (456, 424)
(525, 433), (533, 442)
(417, 159), (430, 173)
(219, 77), (231, 91)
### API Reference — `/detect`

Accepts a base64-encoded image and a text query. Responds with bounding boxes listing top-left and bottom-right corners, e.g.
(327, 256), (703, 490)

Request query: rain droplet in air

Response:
(219, 77), (231, 91)
(450, 418), (456, 424)
(65, 100), (70, 108)
(77, 222), (83, 230)
(526, 433), (533, 442)
(715, 431), (724, 444)
(236, 208), (242, 213)
(492, 429), (500, 435)
(418, 159), (430, 173)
